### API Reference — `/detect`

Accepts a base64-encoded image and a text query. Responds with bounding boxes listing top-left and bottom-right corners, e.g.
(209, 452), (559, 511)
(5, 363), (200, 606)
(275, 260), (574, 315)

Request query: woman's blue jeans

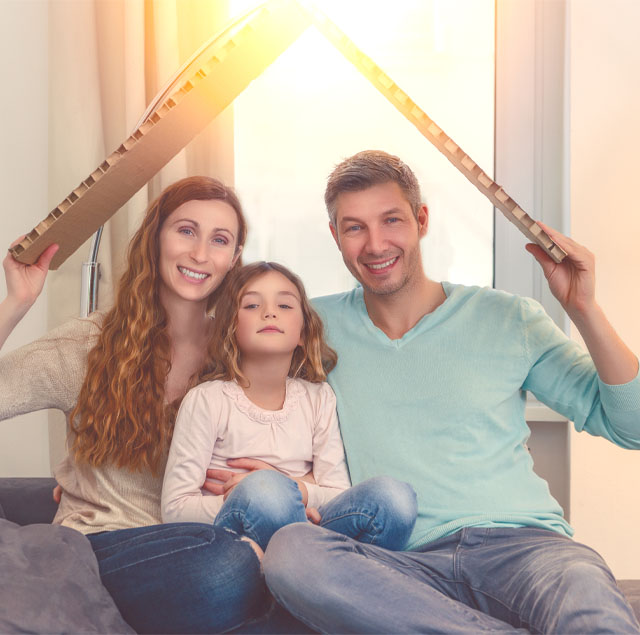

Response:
(214, 470), (417, 551)
(87, 523), (274, 633)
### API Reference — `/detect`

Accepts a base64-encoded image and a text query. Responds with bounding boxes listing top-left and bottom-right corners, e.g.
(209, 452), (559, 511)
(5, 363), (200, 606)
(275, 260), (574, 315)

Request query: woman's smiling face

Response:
(157, 198), (241, 309)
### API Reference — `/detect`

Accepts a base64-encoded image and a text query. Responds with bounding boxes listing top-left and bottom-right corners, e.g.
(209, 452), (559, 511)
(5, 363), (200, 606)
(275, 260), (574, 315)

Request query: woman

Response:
(0, 177), (279, 633)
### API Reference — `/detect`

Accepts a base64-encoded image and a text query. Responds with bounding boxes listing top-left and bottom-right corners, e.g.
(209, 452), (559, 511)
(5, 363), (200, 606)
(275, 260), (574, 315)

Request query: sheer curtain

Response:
(47, 0), (233, 468)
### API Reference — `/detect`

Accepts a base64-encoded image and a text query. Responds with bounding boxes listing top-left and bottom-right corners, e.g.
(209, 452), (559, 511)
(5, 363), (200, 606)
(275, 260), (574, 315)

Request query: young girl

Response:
(162, 261), (417, 551)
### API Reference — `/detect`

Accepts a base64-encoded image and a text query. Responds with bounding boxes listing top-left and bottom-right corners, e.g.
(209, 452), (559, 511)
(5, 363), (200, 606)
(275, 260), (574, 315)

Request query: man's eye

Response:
(386, 217), (400, 224)
(346, 225), (361, 232)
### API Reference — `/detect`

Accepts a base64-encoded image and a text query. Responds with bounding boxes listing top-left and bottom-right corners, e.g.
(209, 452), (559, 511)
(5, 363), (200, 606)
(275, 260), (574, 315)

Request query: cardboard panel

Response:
(11, 0), (311, 269)
(12, 0), (565, 269)
(309, 5), (567, 263)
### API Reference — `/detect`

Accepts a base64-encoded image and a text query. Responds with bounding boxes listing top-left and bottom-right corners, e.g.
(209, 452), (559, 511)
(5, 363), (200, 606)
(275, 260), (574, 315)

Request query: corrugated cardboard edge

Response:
(309, 5), (567, 263)
(11, 0), (311, 269)
(12, 0), (566, 269)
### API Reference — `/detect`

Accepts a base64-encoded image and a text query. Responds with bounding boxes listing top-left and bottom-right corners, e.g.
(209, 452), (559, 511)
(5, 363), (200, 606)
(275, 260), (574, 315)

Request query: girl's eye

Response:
(279, 304), (293, 310)
(243, 303), (259, 310)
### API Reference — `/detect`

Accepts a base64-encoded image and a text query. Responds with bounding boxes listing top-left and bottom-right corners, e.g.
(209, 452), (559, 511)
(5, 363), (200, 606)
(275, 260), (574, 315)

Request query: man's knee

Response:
(264, 523), (339, 582)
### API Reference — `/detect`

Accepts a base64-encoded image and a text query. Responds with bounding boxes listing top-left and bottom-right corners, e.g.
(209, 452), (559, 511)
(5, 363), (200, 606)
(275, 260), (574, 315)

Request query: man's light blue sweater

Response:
(313, 282), (640, 550)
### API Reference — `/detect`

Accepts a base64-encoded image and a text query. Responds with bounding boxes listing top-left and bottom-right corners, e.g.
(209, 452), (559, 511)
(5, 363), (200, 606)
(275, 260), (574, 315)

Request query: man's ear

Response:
(230, 244), (243, 269)
(329, 222), (341, 250)
(417, 204), (429, 238)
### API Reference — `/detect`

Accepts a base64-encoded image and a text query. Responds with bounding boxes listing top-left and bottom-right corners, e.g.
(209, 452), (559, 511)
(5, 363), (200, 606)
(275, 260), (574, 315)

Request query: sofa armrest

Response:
(0, 478), (58, 525)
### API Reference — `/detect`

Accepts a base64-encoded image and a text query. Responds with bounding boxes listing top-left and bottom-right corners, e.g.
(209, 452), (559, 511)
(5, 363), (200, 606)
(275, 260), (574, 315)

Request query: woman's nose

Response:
(189, 239), (208, 262)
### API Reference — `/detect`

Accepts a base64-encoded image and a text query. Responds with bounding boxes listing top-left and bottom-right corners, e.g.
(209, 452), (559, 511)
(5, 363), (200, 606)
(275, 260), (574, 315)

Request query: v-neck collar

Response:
(354, 281), (457, 348)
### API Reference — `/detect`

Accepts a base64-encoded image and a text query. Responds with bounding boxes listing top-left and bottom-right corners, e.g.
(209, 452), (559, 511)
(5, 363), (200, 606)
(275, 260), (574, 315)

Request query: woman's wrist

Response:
(0, 296), (32, 350)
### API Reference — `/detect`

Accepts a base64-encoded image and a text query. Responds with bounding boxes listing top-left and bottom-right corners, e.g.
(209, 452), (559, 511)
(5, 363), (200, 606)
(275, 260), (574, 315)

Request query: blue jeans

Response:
(214, 470), (417, 551)
(87, 523), (283, 633)
(264, 523), (640, 634)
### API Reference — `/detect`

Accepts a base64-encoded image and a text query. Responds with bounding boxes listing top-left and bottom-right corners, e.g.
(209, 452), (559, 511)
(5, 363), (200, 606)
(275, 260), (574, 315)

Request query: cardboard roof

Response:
(10, 0), (565, 270)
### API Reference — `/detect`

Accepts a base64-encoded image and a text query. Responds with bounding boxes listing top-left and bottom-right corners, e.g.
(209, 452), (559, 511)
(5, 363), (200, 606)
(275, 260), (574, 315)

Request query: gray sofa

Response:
(1, 478), (639, 631)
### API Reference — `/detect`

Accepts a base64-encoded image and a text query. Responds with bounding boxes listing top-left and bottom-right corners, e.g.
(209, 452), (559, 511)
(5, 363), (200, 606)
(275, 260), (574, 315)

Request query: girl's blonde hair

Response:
(203, 261), (337, 386)
(70, 176), (247, 474)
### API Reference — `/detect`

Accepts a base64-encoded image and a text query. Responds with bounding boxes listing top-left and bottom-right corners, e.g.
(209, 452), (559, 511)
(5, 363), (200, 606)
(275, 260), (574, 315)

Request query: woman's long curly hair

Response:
(203, 262), (337, 386)
(70, 176), (247, 474)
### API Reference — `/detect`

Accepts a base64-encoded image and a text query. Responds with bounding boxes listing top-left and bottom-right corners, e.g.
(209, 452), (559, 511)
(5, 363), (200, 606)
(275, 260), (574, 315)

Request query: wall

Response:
(0, 0), (51, 476)
(569, 0), (640, 579)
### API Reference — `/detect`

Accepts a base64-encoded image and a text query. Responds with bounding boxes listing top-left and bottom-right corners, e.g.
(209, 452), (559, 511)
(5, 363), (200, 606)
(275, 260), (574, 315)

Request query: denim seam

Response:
(90, 525), (212, 555)
(99, 536), (238, 576)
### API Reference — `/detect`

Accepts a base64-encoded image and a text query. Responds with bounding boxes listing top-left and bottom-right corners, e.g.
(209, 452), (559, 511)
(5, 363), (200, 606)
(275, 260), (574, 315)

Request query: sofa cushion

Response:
(0, 518), (133, 633)
(0, 477), (58, 525)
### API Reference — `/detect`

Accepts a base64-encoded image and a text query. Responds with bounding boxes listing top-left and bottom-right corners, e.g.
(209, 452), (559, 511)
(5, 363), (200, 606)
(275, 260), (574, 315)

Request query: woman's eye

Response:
(213, 236), (229, 245)
(179, 227), (195, 236)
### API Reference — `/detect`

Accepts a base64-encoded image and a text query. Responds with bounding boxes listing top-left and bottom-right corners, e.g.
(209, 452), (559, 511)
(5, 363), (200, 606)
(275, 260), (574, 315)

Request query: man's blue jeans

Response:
(214, 470), (417, 551)
(264, 523), (640, 633)
(87, 523), (276, 633)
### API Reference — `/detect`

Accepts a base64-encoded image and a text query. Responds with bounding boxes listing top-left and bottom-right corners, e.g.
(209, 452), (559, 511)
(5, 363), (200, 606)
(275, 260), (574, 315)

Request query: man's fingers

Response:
(202, 481), (224, 495)
(227, 457), (275, 471)
(206, 468), (234, 482)
(525, 243), (555, 278)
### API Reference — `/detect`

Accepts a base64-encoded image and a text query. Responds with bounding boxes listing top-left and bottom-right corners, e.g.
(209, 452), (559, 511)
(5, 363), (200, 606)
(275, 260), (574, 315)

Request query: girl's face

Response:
(158, 199), (241, 308)
(236, 271), (305, 360)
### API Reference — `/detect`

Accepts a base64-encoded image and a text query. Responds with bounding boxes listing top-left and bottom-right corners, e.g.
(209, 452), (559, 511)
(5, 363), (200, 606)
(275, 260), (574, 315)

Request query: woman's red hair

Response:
(71, 176), (247, 474)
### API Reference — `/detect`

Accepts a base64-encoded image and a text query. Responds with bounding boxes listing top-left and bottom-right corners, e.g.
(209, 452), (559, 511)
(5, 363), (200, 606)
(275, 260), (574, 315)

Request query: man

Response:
(263, 150), (640, 633)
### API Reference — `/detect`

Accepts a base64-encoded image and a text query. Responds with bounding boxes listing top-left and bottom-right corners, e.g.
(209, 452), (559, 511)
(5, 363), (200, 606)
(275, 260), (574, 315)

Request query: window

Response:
(230, 0), (495, 297)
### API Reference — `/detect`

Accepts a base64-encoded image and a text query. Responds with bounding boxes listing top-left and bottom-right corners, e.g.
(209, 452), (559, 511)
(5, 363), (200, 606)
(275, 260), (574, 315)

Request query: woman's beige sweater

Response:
(0, 315), (165, 534)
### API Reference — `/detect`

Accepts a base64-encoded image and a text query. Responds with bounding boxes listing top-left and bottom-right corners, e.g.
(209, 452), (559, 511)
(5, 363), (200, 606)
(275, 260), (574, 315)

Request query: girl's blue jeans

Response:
(213, 470), (418, 551)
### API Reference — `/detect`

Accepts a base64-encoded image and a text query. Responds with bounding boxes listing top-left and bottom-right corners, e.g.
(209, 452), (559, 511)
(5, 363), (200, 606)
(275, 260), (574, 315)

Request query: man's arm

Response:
(526, 222), (638, 385)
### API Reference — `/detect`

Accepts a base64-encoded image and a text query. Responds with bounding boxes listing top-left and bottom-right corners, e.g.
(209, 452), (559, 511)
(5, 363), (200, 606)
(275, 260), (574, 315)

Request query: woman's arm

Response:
(0, 241), (58, 351)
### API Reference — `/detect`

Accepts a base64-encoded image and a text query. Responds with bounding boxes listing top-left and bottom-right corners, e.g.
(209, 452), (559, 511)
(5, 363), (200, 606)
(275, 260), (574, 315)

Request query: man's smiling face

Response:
(330, 181), (428, 297)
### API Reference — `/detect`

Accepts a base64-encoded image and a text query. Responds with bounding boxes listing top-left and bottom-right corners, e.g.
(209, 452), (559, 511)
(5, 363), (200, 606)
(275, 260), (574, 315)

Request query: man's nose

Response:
(365, 227), (386, 254)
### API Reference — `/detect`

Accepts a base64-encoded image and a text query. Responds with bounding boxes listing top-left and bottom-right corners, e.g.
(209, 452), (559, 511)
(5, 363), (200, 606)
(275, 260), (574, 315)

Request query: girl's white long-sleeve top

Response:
(161, 377), (350, 523)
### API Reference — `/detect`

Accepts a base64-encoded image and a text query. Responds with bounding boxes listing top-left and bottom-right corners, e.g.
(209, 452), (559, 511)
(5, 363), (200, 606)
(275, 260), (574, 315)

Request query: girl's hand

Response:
(3, 239), (59, 311)
(525, 223), (596, 318)
(52, 484), (62, 504)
